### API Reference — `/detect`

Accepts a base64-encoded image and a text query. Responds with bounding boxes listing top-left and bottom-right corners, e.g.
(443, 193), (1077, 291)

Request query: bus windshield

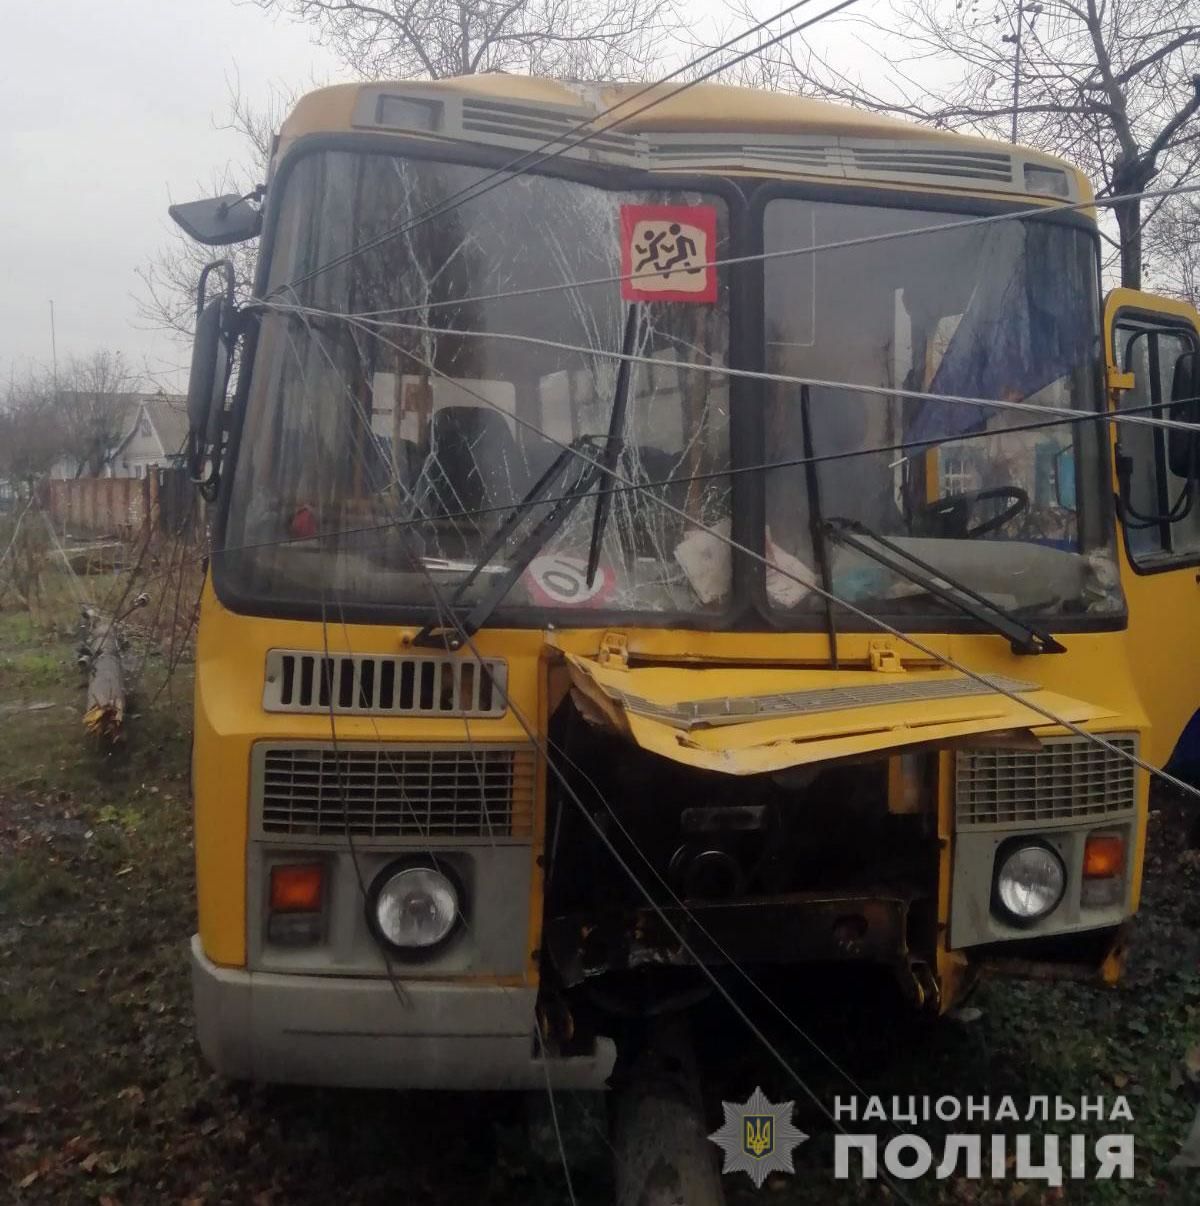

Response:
(221, 150), (1122, 627)
(761, 199), (1122, 619)
(223, 150), (732, 618)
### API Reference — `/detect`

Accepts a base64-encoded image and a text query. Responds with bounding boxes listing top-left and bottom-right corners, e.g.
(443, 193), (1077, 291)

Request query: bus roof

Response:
(277, 75), (1094, 208)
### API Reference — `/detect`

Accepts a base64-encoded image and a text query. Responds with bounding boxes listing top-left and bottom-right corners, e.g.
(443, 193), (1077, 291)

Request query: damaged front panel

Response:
(564, 653), (1116, 775)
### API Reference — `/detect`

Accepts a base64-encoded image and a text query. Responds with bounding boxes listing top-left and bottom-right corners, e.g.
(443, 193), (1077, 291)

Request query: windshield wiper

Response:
(411, 435), (607, 649)
(415, 305), (644, 649)
(823, 517), (1066, 656)
(584, 304), (642, 587)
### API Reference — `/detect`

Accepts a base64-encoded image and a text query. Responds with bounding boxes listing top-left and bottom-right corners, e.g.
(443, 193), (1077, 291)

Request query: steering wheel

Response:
(910, 486), (1029, 539)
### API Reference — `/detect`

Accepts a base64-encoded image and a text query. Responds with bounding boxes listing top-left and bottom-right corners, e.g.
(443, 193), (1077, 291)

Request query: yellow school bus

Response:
(173, 75), (1200, 1091)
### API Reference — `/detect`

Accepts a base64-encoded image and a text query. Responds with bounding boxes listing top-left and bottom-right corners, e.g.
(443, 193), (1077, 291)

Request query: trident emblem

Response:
(743, 1115), (774, 1159)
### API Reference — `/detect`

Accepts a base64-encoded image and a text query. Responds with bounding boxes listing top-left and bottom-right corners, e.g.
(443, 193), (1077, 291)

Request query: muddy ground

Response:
(2, 606), (1200, 1204)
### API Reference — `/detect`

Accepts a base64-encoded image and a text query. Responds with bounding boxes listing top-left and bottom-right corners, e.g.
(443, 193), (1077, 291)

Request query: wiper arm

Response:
(584, 304), (643, 587)
(414, 306), (647, 649)
(411, 435), (606, 649)
(824, 518), (1066, 656)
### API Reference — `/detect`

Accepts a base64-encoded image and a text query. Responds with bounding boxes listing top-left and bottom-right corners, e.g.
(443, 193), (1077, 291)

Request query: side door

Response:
(1104, 288), (1200, 777)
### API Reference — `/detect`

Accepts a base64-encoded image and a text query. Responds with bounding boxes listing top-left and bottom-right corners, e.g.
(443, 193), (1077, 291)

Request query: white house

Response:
(49, 394), (190, 480)
(109, 396), (189, 479)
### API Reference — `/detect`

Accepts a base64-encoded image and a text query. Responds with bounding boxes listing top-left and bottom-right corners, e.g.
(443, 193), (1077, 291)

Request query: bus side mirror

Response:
(186, 261), (237, 497)
(169, 193), (262, 246)
(1053, 446), (1076, 511)
(1169, 351), (1200, 478)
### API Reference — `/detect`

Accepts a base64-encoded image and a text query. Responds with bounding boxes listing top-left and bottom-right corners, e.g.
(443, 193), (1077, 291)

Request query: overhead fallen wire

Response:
(308, 310), (1200, 806)
(270, 0), (862, 299)
(209, 390), (1193, 560)
(290, 311), (929, 1186)
(293, 323), (583, 1202)
(261, 298), (1200, 434)
(277, 180), (1200, 323)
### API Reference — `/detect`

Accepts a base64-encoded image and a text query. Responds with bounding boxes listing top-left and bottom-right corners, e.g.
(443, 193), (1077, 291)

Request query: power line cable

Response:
(212, 392), (1188, 559)
(398, 512), (922, 1206)
(326, 309), (1200, 805)
(269, 0), (862, 298)
(292, 321), (582, 1199)
(265, 299), (1200, 439)
(268, 180), (1200, 322)
(294, 320), (900, 1195)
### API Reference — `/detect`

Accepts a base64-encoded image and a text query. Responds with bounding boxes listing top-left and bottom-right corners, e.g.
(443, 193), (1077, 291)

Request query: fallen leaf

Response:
(17, 1171), (39, 1188)
(1112, 1071), (1130, 1088)
(115, 866), (133, 877)
(4, 1100), (42, 1116)
(949, 1006), (984, 1025)
(80, 1151), (102, 1172)
(117, 1085), (144, 1105)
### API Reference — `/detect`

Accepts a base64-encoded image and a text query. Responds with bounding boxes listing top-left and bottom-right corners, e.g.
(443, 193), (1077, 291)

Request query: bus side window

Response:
(1116, 324), (1200, 564)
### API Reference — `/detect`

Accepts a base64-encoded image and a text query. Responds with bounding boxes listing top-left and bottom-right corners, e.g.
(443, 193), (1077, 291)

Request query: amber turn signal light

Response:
(270, 863), (324, 912)
(1083, 834), (1124, 879)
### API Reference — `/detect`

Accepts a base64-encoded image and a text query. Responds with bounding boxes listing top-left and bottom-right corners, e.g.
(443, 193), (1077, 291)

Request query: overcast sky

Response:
(0, 1), (878, 395)
(0, 0), (342, 390)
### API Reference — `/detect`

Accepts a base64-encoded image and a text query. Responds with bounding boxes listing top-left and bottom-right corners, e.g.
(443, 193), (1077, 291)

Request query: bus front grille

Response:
(263, 650), (507, 718)
(955, 734), (1138, 828)
(254, 743), (536, 841)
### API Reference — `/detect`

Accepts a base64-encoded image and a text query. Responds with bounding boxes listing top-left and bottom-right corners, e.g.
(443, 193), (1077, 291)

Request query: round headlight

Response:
(371, 865), (460, 951)
(994, 843), (1066, 923)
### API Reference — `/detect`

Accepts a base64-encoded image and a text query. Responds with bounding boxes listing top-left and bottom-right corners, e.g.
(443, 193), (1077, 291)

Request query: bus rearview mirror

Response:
(169, 194), (262, 246)
(187, 297), (229, 444)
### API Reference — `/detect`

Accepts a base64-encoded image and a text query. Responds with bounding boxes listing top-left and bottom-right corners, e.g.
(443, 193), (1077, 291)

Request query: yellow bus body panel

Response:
(194, 563), (1150, 968)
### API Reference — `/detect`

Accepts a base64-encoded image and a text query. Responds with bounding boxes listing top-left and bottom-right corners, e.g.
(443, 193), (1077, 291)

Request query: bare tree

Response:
(1145, 189), (1200, 305)
(57, 351), (140, 478)
(731, 0), (1200, 288)
(252, 0), (680, 82)
(139, 0), (684, 344)
(0, 370), (63, 491)
(136, 79), (295, 337)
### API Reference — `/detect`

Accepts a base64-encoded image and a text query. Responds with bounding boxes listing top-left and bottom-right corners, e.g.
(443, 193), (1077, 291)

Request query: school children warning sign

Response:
(620, 204), (717, 303)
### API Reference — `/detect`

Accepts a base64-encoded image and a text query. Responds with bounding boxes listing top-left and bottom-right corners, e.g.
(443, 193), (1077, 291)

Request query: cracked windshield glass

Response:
(760, 200), (1122, 620)
(223, 150), (731, 616)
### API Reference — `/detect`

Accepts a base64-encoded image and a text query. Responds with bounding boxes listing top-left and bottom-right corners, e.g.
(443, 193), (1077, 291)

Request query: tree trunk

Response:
(79, 606), (126, 741)
(612, 1016), (726, 1206)
(1115, 195), (1144, 290)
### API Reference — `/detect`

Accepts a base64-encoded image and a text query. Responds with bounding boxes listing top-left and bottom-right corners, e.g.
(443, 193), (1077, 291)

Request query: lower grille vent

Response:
(255, 744), (535, 840)
(956, 734), (1137, 828)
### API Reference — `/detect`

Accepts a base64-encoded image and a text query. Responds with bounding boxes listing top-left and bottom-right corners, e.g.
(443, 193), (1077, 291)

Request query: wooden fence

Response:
(43, 469), (203, 540)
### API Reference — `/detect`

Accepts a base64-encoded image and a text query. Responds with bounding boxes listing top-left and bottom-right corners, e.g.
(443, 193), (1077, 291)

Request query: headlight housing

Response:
(993, 843), (1066, 924)
(368, 863), (461, 953)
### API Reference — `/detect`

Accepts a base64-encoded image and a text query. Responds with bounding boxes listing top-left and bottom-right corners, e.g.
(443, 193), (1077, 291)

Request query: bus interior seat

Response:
(415, 406), (529, 522)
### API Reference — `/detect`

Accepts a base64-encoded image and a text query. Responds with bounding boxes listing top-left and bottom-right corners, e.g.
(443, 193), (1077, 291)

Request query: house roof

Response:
(111, 393), (189, 459)
(142, 396), (189, 455)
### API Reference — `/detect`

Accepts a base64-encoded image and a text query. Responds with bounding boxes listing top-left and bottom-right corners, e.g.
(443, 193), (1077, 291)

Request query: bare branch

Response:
(709, 0), (1200, 287)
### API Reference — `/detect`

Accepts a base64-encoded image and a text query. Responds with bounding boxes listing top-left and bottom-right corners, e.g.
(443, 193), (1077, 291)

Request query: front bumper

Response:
(190, 936), (615, 1090)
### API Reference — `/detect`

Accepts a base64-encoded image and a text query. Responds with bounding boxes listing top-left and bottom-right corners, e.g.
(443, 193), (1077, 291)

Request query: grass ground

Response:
(1, 595), (1198, 1204)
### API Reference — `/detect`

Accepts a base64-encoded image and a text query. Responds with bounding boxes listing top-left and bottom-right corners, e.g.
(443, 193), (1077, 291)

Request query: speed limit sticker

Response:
(524, 554), (615, 607)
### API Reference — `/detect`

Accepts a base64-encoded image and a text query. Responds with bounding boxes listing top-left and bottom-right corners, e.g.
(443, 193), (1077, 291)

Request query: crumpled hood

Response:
(565, 655), (1115, 776)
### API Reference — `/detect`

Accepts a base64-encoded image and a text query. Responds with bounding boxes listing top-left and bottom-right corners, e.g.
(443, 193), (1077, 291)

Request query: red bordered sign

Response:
(620, 203), (717, 303)
(524, 554), (616, 607)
